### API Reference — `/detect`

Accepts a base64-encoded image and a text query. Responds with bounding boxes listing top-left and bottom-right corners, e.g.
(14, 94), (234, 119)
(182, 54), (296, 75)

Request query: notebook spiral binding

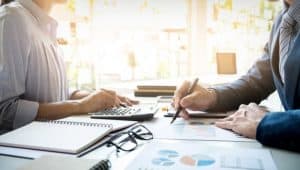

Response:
(45, 120), (113, 128)
(89, 159), (111, 170)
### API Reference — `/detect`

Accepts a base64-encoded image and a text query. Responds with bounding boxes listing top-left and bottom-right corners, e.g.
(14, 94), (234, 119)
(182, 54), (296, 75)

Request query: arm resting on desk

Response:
(257, 110), (300, 152)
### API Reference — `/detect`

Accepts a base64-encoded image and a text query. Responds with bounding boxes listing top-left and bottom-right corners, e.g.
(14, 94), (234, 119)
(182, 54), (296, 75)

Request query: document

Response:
(144, 118), (254, 142)
(126, 141), (277, 170)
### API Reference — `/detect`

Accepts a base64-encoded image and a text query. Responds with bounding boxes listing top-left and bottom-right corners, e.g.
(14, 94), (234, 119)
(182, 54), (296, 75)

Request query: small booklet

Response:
(0, 120), (113, 154)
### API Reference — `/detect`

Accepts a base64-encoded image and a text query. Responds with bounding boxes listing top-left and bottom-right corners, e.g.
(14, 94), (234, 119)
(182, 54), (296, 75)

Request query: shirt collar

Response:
(17, 0), (58, 39)
(283, 1), (289, 12)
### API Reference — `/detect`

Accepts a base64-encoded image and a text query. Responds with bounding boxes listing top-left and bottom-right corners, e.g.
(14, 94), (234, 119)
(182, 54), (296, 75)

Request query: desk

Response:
(1, 98), (300, 170)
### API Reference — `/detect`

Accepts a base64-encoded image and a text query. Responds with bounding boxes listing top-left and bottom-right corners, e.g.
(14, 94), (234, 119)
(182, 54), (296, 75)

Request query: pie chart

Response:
(152, 158), (175, 166)
(158, 150), (179, 158)
(151, 150), (179, 166)
(180, 154), (215, 167)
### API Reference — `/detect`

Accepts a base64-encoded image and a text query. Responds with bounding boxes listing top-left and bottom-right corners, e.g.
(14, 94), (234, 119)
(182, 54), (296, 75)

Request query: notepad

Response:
(18, 155), (111, 170)
(0, 120), (113, 154)
(60, 116), (137, 132)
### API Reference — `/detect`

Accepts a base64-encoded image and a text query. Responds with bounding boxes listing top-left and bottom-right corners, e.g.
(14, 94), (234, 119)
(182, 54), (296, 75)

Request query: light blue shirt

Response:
(0, 0), (69, 132)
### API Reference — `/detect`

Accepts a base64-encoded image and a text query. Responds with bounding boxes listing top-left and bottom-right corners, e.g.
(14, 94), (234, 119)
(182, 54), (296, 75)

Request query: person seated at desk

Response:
(0, 0), (138, 133)
(173, 0), (300, 152)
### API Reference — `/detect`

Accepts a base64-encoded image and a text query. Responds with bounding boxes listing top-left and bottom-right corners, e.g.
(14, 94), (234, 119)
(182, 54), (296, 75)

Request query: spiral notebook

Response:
(19, 155), (111, 170)
(0, 120), (113, 154)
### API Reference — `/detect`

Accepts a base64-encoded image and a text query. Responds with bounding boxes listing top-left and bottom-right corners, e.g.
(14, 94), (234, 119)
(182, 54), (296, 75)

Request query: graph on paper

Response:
(126, 142), (277, 170)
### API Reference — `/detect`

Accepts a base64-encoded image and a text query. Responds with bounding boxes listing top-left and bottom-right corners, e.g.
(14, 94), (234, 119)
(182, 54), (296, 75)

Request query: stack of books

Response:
(134, 85), (176, 97)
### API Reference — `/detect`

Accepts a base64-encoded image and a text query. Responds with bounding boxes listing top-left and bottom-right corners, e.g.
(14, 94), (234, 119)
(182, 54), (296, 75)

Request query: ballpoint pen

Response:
(170, 78), (199, 124)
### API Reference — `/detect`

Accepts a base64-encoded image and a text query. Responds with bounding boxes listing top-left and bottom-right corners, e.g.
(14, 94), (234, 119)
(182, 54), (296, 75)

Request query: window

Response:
(51, 0), (282, 90)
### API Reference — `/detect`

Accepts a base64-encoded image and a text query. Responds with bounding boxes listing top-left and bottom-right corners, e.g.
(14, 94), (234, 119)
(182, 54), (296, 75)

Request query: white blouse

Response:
(0, 0), (69, 131)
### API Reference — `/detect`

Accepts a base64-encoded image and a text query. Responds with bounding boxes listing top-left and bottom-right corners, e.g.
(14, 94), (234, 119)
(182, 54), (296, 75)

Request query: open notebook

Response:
(0, 120), (115, 154)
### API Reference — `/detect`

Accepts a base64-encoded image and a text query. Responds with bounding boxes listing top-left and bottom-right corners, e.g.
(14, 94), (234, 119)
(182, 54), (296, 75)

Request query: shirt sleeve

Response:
(0, 98), (38, 132)
(0, 10), (39, 131)
(210, 45), (276, 111)
(256, 111), (300, 152)
(208, 14), (281, 112)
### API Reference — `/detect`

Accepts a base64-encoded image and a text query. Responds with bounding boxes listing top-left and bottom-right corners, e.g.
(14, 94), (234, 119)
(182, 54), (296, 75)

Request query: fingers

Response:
(173, 81), (191, 109)
(215, 116), (246, 130)
(215, 121), (233, 130)
(99, 89), (139, 107)
(180, 92), (198, 108)
(179, 109), (190, 120)
(100, 88), (116, 95)
(118, 95), (139, 106)
(217, 109), (245, 122)
(239, 104), (247, 109)
(97, 89), (119, 108)
(248, 102), (262, 112)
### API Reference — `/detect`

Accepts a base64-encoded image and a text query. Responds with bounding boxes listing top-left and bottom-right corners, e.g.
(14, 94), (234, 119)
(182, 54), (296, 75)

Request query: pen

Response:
(170, 78), (199, 124)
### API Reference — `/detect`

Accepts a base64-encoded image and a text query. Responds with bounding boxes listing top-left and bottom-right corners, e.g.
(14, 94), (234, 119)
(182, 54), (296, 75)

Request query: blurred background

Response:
(47, 0), (282, 90)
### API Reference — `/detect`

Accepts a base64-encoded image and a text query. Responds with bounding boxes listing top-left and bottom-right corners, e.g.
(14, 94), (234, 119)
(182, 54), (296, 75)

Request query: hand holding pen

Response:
(170, 78), (199, 124)
(171, 78), (218, 122)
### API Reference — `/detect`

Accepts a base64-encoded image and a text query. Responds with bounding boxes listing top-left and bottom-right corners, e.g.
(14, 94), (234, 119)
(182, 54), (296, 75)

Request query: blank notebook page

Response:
(0, 121), (112, 154)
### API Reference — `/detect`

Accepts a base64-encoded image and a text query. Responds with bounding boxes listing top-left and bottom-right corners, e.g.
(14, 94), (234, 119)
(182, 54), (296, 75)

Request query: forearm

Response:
(210, 54), (275, 112)
(36, 100), (83, 120)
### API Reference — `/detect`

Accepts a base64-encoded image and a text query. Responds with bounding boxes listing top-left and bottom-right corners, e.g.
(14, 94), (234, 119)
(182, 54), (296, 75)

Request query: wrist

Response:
(207, 88), (217, 109)
(70, 100), (85, 114)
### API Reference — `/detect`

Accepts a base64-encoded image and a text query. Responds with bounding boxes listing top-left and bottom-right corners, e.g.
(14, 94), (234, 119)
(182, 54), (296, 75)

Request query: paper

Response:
(0, 146), (75, 159)
(126, 141), (277, 170)
(144, 118), (254, 142)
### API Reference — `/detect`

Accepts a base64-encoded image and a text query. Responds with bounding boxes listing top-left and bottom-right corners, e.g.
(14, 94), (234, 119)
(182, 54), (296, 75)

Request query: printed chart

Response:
(126, 142), (277, 170)
(145, 118), (254, 142)
(180, 154), (216, 167)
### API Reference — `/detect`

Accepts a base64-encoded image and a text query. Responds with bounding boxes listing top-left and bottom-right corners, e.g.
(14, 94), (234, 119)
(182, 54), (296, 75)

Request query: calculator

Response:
(90, 103), (158, 121)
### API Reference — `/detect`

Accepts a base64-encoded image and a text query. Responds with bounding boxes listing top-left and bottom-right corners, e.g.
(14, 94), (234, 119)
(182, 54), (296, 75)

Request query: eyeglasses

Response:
(106, 124), (153, 152)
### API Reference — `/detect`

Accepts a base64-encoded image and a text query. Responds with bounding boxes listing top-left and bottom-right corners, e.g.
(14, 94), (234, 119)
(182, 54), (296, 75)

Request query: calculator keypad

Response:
(95, 107), (141, 116)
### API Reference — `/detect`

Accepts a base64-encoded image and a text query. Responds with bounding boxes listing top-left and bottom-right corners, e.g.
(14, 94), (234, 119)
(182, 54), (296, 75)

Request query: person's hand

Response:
(78, 89), (120, 113)
(101, 88), (139, 106)
(117, 94), (139, 106)
(218, 103), (267, 122)
(215, 103), (268, 139)
(172, 80), (217, 120)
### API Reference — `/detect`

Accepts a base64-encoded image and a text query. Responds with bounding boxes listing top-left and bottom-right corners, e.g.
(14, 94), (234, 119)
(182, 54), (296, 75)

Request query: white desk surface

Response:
(1, 97), (300, 170)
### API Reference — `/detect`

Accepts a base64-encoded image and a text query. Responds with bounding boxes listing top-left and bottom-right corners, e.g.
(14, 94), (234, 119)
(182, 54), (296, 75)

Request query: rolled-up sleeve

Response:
(0, 10), (38, 132)
(0, 98), (38, 131)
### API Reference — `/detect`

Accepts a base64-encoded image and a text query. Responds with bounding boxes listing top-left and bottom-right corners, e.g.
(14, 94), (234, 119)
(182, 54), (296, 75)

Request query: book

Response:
(18, 155), (111, 170)
(134, 89), (175, 97)
(137, 85), (176, 90)
(134, 85), (177, 97)
(0, 120), (113, 154)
